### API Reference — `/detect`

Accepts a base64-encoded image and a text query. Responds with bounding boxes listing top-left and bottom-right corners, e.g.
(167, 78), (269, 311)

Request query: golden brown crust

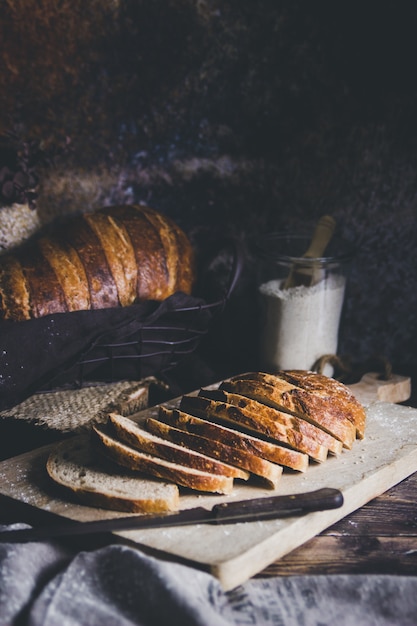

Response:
(279, 370), (366, 439)
(71, 491), (177, 514)
(38, 236), (91, 311)
(64, 214), (119, 309)
(203, 389), (343, 455)
(19, 243), (68, 317)
(0, 255), (31, 320)
(146, 417), (283, 488)
(0, 204), (195, 320)
(158, 406), (309, 472)
(223, 373), (357, 448)
(181, 394), (328, 462)
(103, 204), (170, 301)
(92, 425), (234, 494)
(84, 211), (137, 307)
(136, 205), (178, 297)
(109, 413), (249, 480)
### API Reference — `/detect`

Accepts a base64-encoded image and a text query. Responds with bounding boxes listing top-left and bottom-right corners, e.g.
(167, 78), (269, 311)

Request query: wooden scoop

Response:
(283, 215), (336, 289)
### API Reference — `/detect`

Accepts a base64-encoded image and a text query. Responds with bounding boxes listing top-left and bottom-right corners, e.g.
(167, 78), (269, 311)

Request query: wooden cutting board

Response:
(0, 372), (415, 591)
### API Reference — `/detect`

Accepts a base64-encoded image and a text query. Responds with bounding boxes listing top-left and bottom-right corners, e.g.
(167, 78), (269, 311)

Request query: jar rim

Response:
(255, 233), (355, 265)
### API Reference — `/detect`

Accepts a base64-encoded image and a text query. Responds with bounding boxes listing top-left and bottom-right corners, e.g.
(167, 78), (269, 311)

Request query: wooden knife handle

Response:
(212, 487), (344, 523)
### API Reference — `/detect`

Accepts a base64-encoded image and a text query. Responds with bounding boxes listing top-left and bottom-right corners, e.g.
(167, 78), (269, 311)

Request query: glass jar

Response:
(256, 232), (354, 375)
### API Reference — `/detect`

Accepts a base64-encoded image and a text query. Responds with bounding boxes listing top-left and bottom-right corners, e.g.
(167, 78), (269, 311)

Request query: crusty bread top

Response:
(146, 416), (283, 489)
(278, 370), (367, 438)
(0, 204), (195, 321)
(180, 394), (329, 462)
(199, 388), (343, 456)
(221, 373), (357, 448)
(46, 435), (180, 514)
(108, 412), (250, 480)
(92, 423), (235, 495)
(158, 406), (309, 472)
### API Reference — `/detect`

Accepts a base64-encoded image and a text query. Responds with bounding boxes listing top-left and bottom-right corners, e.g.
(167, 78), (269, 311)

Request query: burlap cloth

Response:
(0, 379), (160, 434)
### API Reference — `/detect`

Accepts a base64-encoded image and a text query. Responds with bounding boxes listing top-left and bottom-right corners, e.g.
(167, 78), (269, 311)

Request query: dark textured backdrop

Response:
(1, 0), (416, 377)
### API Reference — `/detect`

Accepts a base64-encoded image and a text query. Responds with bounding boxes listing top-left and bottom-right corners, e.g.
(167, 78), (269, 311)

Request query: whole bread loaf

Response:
(0, 204), (195, 321)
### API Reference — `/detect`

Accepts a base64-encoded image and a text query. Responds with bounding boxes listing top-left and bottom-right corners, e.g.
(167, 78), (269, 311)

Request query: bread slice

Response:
(92, 424), (234, 494)
(278, 369), (366, 439)
(108, 412), (249, 480)
(146, 417), (283, 489)
(180, 395), (328, 463)
(221, 373), (356, 449)
(200, 389), (343, 456)
(46, 435), (180, 513)
(158, 406), (309, 472)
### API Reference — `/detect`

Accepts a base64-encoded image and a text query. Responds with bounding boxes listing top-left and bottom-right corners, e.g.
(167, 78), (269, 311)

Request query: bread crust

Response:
(279, 370), (366, 439)
(201, 389), (343, 455)
(38, 236), (91, 311)
(222, 373), (356, 448)
(146, 417), (283, 488)
(158, 406), (309, 472)
(84, 211), (137, 307)
(0, 255), (31, 320)
(19, 242), (68, 317)
(180, 394), (328, 463)
(104, 205), (169, 301)
(109, 413), (249, 480)
(93, 424), (234, 494)
(0, 204), (195, 320)
(64, 214), (120, 309)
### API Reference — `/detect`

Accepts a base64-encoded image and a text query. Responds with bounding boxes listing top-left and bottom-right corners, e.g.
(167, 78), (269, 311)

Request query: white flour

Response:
(258, 274), (346, 374)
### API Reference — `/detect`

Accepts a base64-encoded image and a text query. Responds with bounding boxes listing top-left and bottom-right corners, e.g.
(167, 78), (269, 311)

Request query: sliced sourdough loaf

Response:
(221, 373), (356, 449)
(92, 425), (234, 495)
(46, 435), (180, 513)
(146, 417), (283, 488)
(180, 395), (328, 463)
(277, 370), (366, 439)
(158, 406), (308, 472)
(199, 389), (343, 456)
(108, 412), (249, 480)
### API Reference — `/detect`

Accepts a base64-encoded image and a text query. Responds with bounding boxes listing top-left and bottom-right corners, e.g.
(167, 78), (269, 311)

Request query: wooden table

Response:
(258, 470), (417, 577)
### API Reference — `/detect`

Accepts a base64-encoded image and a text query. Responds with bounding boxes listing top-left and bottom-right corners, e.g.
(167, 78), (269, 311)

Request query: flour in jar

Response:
(258, 274), (346, 374)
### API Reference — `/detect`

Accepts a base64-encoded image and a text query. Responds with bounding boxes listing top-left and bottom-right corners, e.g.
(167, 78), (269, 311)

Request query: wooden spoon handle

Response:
(303, 215), (336, 259)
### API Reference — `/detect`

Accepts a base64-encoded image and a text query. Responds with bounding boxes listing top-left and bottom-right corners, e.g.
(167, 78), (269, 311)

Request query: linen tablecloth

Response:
(1, 524), (416, 626)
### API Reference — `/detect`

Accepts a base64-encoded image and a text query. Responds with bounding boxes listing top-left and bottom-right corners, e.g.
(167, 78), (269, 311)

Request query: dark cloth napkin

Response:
(1, 524), (416, 626)
(0, 292), (213, 412)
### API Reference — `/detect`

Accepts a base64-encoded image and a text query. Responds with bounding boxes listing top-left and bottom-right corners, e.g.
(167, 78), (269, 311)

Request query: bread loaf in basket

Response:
(0, 204), (195, 321)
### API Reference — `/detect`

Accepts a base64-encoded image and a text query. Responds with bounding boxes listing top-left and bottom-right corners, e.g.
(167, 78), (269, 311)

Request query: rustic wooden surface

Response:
(258, 469), (417, 577)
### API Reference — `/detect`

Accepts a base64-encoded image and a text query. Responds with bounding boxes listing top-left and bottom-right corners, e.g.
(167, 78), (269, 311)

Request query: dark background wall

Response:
(1, 1), (416, 379)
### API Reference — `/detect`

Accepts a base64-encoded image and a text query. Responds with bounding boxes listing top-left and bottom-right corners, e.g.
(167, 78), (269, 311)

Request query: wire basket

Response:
(40, 237), (244, 390)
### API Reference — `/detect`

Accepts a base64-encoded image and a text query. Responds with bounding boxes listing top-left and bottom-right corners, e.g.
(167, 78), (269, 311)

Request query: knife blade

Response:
(0, 487), (343, 543)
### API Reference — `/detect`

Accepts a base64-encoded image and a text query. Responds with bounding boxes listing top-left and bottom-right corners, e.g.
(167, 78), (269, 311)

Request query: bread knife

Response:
(0, 488), (343, 543)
